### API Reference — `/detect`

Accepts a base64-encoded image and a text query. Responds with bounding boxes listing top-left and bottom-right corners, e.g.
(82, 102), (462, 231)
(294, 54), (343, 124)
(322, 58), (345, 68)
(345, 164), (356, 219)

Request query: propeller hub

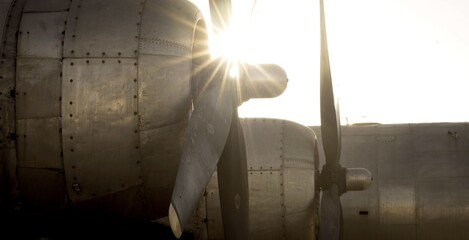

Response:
(319, 164), (347, 195)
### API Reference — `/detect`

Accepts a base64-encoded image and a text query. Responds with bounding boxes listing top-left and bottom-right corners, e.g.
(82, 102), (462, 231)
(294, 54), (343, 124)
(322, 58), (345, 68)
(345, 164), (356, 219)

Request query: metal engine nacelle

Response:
(191, 118), (320, 239)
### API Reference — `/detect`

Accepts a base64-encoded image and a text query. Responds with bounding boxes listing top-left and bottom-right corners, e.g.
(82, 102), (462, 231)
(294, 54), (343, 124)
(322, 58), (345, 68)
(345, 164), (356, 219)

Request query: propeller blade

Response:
(209, 0), (232, 36)
(319, 184), (343, 240)
(169, 60), (234, 238)
(217, 107), (249, 240)
(319, 0), (341, 167)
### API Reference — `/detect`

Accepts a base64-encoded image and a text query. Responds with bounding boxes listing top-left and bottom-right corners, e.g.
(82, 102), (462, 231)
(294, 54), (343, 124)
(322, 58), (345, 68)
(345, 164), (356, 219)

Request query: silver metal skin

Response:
(193, 118), (319, 240)
(195, 122), (469, 240)
(239, 64), (288, 102)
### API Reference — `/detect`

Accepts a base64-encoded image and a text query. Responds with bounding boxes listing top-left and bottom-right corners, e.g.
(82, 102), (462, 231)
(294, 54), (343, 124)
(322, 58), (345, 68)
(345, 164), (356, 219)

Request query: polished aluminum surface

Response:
(18, 12), (67, 58)
(195, 118), (317, 239)
(62, 58), (142, 200)
(15, 59), (62, 119)
(63, 0), (142, 58)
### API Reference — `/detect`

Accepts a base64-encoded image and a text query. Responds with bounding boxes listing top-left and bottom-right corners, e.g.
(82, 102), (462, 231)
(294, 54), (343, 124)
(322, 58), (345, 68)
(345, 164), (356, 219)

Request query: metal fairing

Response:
(15, 3), (69, 210)
(63, 0), (142, 58)
(2, 0), (26, 58)
(18, 12), (68, 59)
(15, 59), (61, 119)
(137, 0), (197, 218)
(195, 118), (318, 239)
(61, 58), (142, 201)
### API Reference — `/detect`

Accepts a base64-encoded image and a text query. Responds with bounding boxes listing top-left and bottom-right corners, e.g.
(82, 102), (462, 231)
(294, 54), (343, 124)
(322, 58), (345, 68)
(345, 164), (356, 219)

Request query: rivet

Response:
(136, 161), (140, 164)
(70, 136), (74, 140)
(133, 79), (137, 82)
(134, 112), (137, 115)
(86, 52), (90, 56)
(118, 60), (121, 64)
(70, 79), (73, 83)
(69, 101), (73, 105)
(136, 22), (140, 26)
(133, 95), (137, 99)
(102, 52), (105, 56)
(72, 165), (75, 168)
(121, 184), (125, 187)
(134, 130), (138, 133)
(75, 17), (78, 20)
(102, 60), (105, 63)
(135, 146), (139, 149)
(70, 62), (74, 66)
(72, 35), (76, 38)
(118, 52), (121, 56)
(71, 50), (74, 54)
(86, 60), (89, 64)
(138, 176), (142, 179)
(19, 31), (22, 34)
(61, 31), (65, 35)
(69, 114), (73, 117)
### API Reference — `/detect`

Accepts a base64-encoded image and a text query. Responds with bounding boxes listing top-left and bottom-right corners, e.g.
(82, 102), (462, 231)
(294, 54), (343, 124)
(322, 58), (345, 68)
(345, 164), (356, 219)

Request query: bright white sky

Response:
(190, 0), (469, 126)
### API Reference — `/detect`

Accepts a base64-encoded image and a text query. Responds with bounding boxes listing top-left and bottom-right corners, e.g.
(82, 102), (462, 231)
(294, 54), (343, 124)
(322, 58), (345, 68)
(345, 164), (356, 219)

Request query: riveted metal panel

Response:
(24, 0), (71, 12)
(17, 12), (67, 58)
(139, 0), (196, 56)
(0, 0), (13, 52)
(379, 134), (413, 179)
(62, 58), (141, 201)
(17, 167), (66, 211)
(63, 0), (142, 58)
(283, 168), (315, 215)
(379, 179), (415, 224)
(17, 117), (62, 169)
(283, 120), (316, 169)
(2, 0), (26, 58)
(140, 120), (187, 217)
(16, 58), (61, 119)
(243, 119), (283, 171)
(138, 54), (191, 130)
(206, 172), (224, 239)
(0, 59), (15, 147)
(285, 211), (315, 240)
(248, 170), (283, 239)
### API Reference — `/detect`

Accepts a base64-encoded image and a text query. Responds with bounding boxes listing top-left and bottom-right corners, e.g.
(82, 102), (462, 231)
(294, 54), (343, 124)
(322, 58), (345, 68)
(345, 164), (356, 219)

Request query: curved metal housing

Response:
(2, 0), (205, 219)
(193, 118), (319, 239)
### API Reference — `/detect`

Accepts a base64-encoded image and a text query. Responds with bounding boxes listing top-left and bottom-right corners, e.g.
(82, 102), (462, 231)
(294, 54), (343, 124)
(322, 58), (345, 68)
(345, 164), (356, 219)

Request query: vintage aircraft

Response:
(0, 0), (373, 239)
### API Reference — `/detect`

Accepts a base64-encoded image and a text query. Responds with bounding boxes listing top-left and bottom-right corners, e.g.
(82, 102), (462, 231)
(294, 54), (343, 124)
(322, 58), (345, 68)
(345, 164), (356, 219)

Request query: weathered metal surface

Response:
(16, 118), (62, 169)
(17, 12), (67, 58)
(417, 178), (469, 239)
(23, 0), (71, 12)
(62, 58), (142, 201)
(139, 0), (197, 56)
(283, 168), (315, 215)
(283, 120), (317, 169)
(378, 134), (413, 179)
(248, 170), (283, 239)
(379, 179), (415, 224)
(206, 172), (224, 239)
(0, 59), (15, 146)
(15, 58), (61, 119)
(63, 0), (142, 58)
(17, 167), (66, 211)
(0, 0), (13, 53)
(140, 120), (187, 218)
(137, 54), (191, 130)
(243, 119), (283, 170)
(1, 0), (26, 58)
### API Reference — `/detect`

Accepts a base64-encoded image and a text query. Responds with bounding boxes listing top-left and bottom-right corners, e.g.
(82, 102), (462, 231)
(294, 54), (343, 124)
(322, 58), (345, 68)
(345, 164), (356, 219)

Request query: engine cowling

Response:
(192, 118), (320, 239)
